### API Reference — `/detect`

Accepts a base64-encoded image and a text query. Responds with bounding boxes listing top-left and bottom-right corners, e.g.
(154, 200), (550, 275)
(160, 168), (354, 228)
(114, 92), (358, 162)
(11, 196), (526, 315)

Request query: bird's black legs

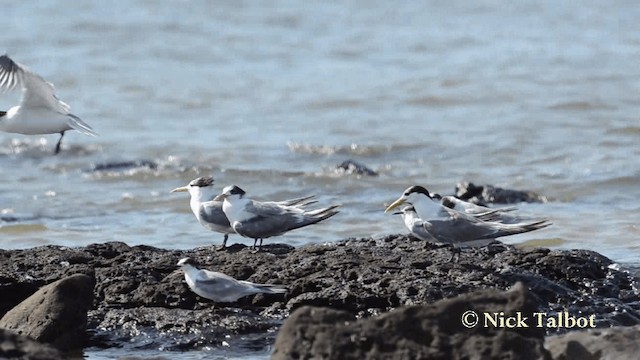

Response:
(251, 238), (264, 253)
(217, 234), (229, 251)
(54, 131), (65, 155)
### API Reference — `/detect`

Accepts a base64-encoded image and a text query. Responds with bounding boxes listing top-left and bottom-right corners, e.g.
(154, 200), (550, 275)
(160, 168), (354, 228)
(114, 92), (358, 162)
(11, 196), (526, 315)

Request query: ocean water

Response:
(1, 0), (639, 358)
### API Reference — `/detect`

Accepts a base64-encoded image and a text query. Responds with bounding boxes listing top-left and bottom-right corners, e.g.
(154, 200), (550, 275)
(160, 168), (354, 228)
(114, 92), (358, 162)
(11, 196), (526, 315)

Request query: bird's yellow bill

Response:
(170, 186), (188, 193)
(384, 198), (406, 213)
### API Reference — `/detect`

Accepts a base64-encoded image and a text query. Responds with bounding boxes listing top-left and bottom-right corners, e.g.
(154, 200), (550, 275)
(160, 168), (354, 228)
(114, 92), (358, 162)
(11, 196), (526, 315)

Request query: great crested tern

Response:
(393, 204), (550, 245)
(171, 176), (318, 250)
(386, 186), (551, 244)
(430, 193), (522, 223)
(177, 257), (286, 302)
(385, 185), (505, 221)
(213, 185), (340, 251)
(433, 193), (516, 216)
(0, 55), (96, 154)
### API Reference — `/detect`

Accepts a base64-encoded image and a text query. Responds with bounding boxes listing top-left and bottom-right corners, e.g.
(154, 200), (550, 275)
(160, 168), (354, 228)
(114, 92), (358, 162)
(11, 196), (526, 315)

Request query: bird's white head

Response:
(171, 176), (216, 201)
(177, 257), (200, 269)
(213, 185), (246, 202)
(385, 185), (433, 213)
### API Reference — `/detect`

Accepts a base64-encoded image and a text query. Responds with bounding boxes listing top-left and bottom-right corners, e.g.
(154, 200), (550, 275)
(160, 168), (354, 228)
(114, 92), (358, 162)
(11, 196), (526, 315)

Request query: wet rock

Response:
(0, 237), (638, 353)
(0, 329), (62, 360)
(336, 159), (378, 176)
(0, 274), (94, 351)
(455, 181), (548, 204)
(545, 325), (640, 360)
(89, 306), (283, 351)
(0, 214), (38, 223)
(273, 283), (551, 360)
(87, 159), (158, 172)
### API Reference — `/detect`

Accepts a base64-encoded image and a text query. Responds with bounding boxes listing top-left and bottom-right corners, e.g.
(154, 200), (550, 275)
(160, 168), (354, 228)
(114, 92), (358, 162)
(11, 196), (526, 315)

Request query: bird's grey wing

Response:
(197, 269), (238, 282)
(233, 201), (303, 238)
(200, 200), (232, 229)
(195, 270), (256, 301)
(424, 217), (500, 243)
(409, 220), (438, 242)
(238, 280), (287, 294)
(194, 270), (241, 291)
(276, 195), (317, 207)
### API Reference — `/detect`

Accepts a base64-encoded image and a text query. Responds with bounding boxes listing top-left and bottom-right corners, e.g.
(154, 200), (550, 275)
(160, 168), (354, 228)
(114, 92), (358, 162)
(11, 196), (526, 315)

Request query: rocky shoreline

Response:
(1, 236), (639, 359)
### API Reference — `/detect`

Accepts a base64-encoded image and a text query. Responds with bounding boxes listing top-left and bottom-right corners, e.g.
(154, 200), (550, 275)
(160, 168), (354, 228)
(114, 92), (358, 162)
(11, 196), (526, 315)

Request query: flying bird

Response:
(0, 54), (96, 154)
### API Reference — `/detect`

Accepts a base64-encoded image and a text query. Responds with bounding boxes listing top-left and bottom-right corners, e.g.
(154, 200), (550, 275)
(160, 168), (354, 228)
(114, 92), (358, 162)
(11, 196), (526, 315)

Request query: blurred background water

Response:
(0, 0), (639, 358)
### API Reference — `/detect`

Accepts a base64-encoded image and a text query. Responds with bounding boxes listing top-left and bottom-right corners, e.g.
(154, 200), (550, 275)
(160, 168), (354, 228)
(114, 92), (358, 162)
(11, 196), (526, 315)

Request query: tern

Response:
(0, 55), (96, 154)
(434, 193), (516, 216)
(430, 193), (522, 223)
(171, 176), (318, 250)
(213, 185), (340, 251)
(385, 185), (517, 221)
(177, 257), (287, 302)
(392, 205), (546, 246)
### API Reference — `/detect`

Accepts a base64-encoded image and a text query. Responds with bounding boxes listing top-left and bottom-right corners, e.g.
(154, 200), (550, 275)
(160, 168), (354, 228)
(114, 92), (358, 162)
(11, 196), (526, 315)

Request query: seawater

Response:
(1, 1), (639, 358)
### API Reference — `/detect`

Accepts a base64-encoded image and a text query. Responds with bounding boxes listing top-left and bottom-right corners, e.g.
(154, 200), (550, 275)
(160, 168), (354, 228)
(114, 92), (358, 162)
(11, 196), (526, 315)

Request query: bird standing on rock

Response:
(214, 185), (340, 252)
(392, 205), (550, 246)
(386, 185), (551, 244)
(171, 176), (318, 250)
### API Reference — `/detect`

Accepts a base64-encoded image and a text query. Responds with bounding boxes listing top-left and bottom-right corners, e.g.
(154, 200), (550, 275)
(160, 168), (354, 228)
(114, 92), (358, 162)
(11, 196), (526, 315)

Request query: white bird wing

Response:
(0, 55), (70, 113)
(0, 55), (22, 91)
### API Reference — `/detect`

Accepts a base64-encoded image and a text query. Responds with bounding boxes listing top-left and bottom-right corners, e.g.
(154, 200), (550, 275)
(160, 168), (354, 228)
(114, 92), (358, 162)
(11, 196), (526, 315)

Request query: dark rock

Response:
(545, 325), (640, 360)
(273, 283), (551, 360)
(88, 159), (158, 172)
(336, 159), (378, 176)
(89, 306), (282, 351)
(455, 181), (548, 204)
(0, 328), (62, 360)
(0, 237), (638, 353)
(0, 274), (94, 351)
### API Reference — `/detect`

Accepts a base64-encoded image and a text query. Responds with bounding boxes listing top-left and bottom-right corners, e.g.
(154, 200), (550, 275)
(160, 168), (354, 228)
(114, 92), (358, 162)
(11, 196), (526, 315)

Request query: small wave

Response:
(0, 223), (48, 233)
(548, 101), (614, 111)
(287, 142), (415, 156)
(606, 126), (640, 135)
(1, 214), (38, 223)
(0, 138), (100, 157)
(305, 98), (364, 109)
(406, 95), (466, 107)
(85, 156), (195, 180)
